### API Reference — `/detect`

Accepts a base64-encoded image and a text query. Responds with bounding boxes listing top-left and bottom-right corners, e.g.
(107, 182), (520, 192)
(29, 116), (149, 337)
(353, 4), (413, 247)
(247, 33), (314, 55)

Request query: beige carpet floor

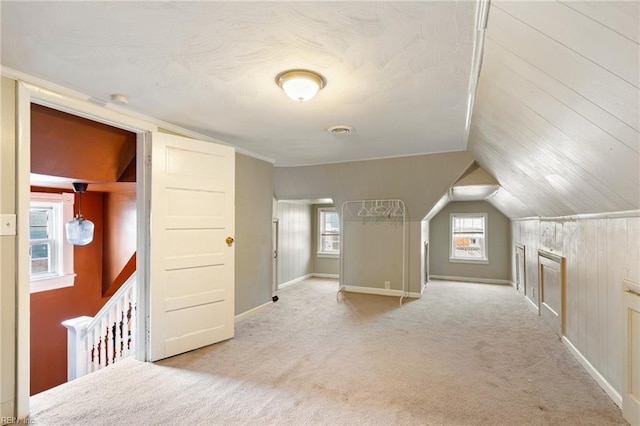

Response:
(30, 278), (626, 425)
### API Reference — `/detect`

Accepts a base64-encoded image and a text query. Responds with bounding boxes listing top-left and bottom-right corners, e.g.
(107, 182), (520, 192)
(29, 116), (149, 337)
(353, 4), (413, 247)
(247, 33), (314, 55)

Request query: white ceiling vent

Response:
(326, 125), (353, 135)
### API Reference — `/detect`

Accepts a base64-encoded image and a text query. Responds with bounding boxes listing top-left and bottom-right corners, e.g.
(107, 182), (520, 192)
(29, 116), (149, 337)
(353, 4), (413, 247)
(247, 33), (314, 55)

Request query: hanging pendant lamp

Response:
(66, 182), (95, 246)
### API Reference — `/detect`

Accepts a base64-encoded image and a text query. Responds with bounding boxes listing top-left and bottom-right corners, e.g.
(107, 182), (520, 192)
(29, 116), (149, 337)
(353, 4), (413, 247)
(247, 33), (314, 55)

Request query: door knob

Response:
(226, 237), (235, 245)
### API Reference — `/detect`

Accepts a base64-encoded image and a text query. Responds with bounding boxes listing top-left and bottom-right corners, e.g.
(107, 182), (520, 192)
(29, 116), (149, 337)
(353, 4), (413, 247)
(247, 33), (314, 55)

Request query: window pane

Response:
(31, 243), (50, 274)
(31, 259), (49, 274)
(30, 208), (51, 240)
(453, 236), (484, 258)
(321, 235), (340, 253)
(319, 209), (340, 254)
(323, 212), (339, 233)
(31, 243), (49, 259)
(451, 215), (486, 260)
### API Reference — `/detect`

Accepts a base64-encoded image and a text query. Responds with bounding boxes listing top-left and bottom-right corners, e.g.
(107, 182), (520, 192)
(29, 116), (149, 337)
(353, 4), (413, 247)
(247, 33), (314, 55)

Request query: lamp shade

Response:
(66, 217), (95, 246)
(66, 182), (94, 245)
(276, 70), (326, 102)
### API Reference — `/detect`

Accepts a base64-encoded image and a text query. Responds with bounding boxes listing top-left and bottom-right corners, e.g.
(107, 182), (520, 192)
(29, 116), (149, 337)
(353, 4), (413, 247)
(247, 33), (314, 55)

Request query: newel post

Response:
(61, 315), (93, 381)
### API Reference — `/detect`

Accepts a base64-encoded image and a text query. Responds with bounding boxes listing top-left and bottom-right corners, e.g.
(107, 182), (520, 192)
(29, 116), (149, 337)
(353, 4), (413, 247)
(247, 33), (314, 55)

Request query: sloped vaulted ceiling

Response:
(469, 1), (640, 218)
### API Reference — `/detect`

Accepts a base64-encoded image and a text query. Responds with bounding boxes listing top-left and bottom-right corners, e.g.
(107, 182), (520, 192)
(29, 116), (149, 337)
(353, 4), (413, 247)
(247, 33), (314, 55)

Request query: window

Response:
(450, 213), (487, 263)
(318, 208), (340, 257)
(29, 206), (56, 276)
(30, 192), (76, 292)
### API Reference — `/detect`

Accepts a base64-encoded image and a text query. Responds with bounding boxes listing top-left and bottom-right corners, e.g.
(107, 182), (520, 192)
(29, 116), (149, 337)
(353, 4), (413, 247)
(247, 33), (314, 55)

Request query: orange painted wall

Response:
(102, 192), (137, 295)
(30, 191), (109, 395)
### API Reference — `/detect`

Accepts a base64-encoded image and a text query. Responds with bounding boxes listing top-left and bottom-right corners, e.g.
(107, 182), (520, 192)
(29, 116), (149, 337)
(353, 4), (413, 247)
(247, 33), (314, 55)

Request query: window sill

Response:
(31, 273), (76, 293)
(317, 253), (340, 259)
(449, 258), (489, 265)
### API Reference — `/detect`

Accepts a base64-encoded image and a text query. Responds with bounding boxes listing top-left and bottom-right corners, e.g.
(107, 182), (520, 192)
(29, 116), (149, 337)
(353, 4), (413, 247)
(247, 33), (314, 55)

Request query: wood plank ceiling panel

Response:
(483, 38), (639, 154)
(559, 1), (640, 44)
(488, 5), (638, 130)
(496, 1), (639, 87)
(478, 60), (638, 211)
(469, 0), (640, 218)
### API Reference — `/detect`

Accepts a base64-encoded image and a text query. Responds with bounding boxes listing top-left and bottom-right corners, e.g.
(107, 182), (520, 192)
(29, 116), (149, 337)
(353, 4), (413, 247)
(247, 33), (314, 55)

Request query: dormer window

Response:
(450, 213), (488, 264)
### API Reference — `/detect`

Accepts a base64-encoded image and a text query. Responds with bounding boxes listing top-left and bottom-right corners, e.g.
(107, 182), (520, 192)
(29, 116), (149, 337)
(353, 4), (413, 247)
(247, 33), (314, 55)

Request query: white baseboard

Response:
(234, 301), (273, 323)
(340, 285), (422, 299)
(278, 273), (313, 289)
(525, 295), (539, 313)
(312, 273), (339, 279)
(276, 273), (338, 290)
(561, 336), (622, 408)
(343, 285), (405, 298)
(429, 275), (512, 285)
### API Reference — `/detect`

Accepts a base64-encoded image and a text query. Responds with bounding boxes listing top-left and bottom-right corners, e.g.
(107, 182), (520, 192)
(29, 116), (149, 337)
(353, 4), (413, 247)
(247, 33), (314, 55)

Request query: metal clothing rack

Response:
(338, 199), (407, 305)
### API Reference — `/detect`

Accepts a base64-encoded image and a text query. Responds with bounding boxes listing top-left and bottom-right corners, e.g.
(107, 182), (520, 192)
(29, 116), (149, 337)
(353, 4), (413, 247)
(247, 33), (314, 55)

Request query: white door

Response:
(623, 280), (640, 425)
(149, 132), (235, 361)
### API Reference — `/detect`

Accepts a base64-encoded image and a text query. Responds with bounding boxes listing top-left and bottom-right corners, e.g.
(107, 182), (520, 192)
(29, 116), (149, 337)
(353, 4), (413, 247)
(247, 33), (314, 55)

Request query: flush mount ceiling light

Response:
(276, 69), (326, 102)
(65, 182), (95, 246)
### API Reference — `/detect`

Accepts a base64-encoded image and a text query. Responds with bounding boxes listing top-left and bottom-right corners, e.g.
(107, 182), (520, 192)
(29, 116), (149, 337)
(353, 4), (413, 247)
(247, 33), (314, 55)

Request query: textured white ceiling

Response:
(1, 1), (478, 166)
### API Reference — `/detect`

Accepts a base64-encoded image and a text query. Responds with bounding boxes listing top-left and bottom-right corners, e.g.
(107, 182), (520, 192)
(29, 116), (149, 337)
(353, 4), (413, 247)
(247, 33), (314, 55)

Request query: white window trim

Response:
(30, 192), (76, 293)
(317, 207), (340, 258)
(449, 212), (488, 264)
(317, 253), (340, 259)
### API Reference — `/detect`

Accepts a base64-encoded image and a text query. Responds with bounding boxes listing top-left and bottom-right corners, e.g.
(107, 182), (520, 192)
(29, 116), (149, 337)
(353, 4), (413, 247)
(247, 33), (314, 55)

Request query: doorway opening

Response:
(273, 198), (338, 294)
(16, 82), (154, 415)
(28, 104), (138, 395)
(17, 82), (236, 417)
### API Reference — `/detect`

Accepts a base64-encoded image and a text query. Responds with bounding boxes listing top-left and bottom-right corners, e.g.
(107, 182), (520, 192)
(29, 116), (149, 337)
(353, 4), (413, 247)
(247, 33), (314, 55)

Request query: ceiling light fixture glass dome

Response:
(276, 69), (326, 102)
(66, 182), (95, 246)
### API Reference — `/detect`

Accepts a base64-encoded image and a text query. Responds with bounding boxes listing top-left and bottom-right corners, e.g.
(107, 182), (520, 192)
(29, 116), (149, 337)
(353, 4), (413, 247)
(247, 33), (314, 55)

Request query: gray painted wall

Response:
(234, 153), (274, 315)
(276, 201), (312, 286)
(429, 201), (511, 281)
(342, 218), (405, 291)
(273, 151), (475, 294)
(311, 204), (339, 276)
(0, 76), (16, 418)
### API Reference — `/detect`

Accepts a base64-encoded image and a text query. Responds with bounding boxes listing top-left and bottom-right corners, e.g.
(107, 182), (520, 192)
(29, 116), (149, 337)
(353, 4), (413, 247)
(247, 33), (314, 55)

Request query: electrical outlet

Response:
(384, 281), (390, 289)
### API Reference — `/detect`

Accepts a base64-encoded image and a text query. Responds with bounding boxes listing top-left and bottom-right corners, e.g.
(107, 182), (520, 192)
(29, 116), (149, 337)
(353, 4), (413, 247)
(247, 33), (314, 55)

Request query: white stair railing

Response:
(62, 272), (137, 381)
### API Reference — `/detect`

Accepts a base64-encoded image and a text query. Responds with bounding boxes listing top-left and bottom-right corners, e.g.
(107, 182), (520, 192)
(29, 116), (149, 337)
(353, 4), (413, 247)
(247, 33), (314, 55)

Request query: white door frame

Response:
(515, 244), (526, 295)
(272, 218), (278, 294)
(15, 81), (156, 417)
(622, 279), (640, 424)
